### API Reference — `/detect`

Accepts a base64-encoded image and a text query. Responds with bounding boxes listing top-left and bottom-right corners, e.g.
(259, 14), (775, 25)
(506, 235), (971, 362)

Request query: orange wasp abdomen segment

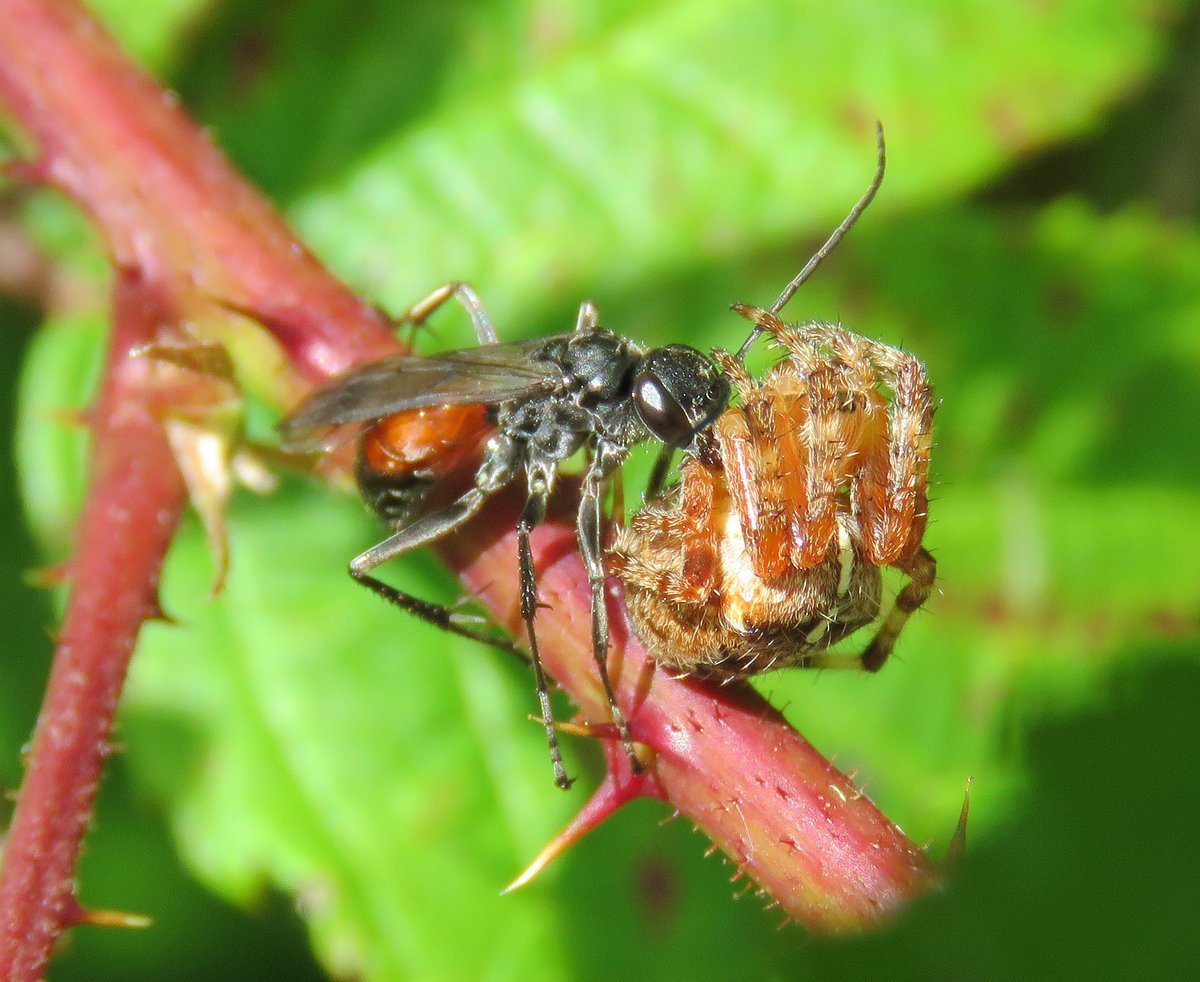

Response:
(357, 404), (492, 527)
(361, 404), (491, 478)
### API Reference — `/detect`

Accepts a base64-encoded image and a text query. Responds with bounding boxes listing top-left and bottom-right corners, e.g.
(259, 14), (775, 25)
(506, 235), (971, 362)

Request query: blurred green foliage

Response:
(3, 0), (1199, 979)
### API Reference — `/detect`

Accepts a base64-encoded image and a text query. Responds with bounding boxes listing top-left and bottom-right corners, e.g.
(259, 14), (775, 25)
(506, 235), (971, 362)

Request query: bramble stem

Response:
(0, 1), (394, 976)
(0, 273), (188, 980)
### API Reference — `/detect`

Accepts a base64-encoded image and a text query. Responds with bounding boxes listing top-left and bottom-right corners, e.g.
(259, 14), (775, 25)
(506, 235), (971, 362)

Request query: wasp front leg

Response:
(578, 444), (640, 772)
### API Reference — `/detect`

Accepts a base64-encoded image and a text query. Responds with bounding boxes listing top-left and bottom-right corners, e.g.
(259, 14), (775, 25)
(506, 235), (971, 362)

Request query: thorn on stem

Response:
(73, 907), (153, 930)
(946, 775), (972, 867)
(24, 561), (74, 590)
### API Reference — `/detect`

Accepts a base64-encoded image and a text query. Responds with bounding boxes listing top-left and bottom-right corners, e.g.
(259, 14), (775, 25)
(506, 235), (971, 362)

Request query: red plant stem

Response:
(0, 273), (188, 980)
(0, 0), (934, 973)
(0, 0), (397, 976)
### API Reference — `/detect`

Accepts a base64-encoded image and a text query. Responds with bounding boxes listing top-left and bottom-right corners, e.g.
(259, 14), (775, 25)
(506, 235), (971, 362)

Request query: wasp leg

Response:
(578, 446), (641, 773)
(516, 463), (574, 790)
(350, 486), (487, 572)
(349, 570), (528, 663)
(392, 281), (500, 345)
(573, 300), (600, 333)
(348, 485), (525, 658)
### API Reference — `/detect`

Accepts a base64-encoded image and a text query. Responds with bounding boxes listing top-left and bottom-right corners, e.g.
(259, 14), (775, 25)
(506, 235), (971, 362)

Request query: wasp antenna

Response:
(736, 122), (886, 361)
(770, 122), (886, 317)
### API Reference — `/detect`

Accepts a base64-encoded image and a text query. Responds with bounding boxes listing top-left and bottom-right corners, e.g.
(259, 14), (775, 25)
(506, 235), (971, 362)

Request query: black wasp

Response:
(279, 282), (730, 788)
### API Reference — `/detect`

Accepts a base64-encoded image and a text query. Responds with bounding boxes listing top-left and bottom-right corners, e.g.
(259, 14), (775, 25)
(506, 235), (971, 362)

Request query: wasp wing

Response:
(279, 335), (566, 452)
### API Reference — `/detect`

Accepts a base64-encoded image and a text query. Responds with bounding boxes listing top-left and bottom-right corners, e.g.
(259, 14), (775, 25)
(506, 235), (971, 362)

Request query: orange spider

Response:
(610, 303), (936, 679)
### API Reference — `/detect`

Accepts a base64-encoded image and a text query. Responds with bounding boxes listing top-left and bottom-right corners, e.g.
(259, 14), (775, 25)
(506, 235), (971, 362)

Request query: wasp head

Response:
(632, 345), (731, 450)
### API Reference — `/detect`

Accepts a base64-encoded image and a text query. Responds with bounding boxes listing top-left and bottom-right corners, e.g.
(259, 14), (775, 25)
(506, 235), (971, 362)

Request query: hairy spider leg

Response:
(822, 323), (936, 673)
(644, 465), (720, 591)
(859, 546), (936, 671)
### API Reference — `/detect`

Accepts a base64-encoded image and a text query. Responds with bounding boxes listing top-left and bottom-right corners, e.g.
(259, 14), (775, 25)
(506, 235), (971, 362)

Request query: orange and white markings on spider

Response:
(610, 304), (936, 680)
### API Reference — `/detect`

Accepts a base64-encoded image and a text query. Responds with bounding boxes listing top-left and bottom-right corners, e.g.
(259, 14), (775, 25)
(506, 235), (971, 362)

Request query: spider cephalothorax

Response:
(610, 303), (936, 680)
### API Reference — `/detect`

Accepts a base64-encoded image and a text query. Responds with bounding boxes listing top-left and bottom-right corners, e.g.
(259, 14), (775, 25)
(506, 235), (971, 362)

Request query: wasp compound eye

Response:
(634, 346), (731, 448)
(633, 371), (693, 446)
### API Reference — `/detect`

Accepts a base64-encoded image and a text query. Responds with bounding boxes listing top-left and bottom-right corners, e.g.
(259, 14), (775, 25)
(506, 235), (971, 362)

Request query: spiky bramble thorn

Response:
(505, 733), (663, 893)
(64, 898), (152, 931)
(947, 777), (973, 868)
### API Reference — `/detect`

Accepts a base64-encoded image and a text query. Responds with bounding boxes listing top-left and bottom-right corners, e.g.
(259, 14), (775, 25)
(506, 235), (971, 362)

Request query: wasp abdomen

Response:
(356, 404), (491, 528)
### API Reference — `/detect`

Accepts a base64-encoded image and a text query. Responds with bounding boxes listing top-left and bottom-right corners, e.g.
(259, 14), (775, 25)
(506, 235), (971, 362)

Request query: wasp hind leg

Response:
(389, 281), (500, 346)
(349, 568), (528, 663)
(516, 469), (575, 790)
(348, 484), (528, 677)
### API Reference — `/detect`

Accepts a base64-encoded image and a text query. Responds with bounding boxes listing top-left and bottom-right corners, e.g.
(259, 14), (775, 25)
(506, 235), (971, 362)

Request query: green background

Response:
(2, 0), (1199, 978)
